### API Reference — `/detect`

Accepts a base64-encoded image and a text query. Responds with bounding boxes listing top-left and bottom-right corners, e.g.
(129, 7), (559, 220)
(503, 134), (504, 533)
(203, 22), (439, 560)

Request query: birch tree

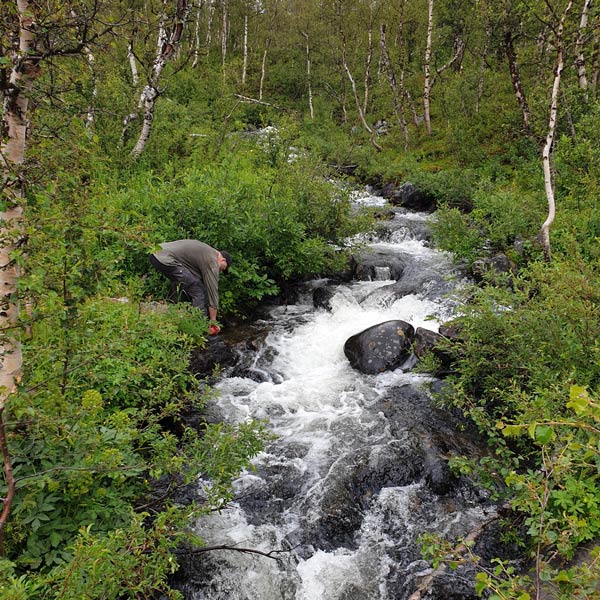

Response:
(575, 0), (593, 100)
(380, 22), (409, 149)
(540, 0), (574, 261)
(423, 0), (435, 134)
(0, 0), (40, 541)
(422, 0), (465, 135)
(302, 31), (315, 119)
(130, 0), (193, 159)
(335, 0), (382, 150)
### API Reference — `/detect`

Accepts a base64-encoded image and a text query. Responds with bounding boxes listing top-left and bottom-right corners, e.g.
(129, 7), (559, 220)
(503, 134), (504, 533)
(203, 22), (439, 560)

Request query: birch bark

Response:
(130, 0), (192, 159)
(505, 31), (531, 131)
(242, 14), (248, 86)
(575, 0), (592, 100)
(192, 0), (204, 68)
(1, 0), (40, 404)
(540, 0), (574, 261)
(0, 0), (41, 543)
(380, 23), (409, 150)
(302, 31), (314, 119)
(423, 0), (434, 135)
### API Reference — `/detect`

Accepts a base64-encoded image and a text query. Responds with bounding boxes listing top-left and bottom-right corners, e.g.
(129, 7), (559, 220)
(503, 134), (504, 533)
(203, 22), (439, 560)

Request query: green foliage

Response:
(431, 175), (546, 265)
(108, 129), (363, 314)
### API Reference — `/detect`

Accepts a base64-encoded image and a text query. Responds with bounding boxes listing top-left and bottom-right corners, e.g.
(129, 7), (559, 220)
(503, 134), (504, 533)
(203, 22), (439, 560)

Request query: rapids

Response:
(175, 189), (501, 600)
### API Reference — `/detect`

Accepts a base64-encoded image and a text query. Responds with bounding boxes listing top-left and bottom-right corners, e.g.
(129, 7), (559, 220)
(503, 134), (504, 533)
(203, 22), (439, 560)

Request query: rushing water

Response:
(177, 190), (499, 600)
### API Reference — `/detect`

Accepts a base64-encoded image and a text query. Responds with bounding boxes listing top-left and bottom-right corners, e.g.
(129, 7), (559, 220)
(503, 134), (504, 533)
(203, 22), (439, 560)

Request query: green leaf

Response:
(535, 425), (553, 445)
(567, 385), (589, 416)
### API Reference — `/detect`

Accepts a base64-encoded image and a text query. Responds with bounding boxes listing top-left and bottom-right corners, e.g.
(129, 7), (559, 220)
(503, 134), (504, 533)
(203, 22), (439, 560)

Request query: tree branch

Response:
(173, 543), (292, 561)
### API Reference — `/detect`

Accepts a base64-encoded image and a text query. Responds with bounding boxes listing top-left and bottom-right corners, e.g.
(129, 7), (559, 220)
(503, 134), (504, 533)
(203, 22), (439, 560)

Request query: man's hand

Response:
(208, 323), (221, 336)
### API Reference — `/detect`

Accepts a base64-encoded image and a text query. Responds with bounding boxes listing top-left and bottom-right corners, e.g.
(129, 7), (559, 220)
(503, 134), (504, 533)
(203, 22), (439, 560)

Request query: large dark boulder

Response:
(351, 248), (407, 281)
(344, 320), (415, 374)
(389, 182), (436, 212)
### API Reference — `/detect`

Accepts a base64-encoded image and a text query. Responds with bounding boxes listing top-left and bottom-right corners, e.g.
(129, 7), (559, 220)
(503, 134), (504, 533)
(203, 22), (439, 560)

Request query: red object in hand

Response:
(208, 324), (220, 336)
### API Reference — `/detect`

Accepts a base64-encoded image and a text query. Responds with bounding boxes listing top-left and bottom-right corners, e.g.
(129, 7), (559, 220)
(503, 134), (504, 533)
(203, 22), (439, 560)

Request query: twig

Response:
(173, 543), (292, 561)
(233, 94), (287, 111)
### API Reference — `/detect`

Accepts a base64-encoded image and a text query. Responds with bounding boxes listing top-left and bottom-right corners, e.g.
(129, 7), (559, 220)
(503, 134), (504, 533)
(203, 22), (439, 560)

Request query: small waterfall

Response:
(176, 190), (497, 600)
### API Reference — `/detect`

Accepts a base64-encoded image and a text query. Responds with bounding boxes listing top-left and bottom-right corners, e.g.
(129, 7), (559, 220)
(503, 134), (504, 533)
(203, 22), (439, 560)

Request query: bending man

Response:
(149, 240), (232, 334)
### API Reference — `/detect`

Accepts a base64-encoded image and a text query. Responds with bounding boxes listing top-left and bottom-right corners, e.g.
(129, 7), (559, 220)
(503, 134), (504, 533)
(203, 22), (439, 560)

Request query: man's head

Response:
(217, 251), (232, 273)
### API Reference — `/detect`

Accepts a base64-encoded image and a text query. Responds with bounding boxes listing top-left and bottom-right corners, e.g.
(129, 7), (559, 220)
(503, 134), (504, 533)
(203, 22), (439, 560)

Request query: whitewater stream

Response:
(176, 189), (501, 600)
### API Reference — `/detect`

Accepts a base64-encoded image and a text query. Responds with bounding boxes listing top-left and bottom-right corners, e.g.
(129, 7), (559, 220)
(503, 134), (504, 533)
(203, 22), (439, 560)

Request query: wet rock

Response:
(389, 182), (437, 212)
(375, 385), (486, 464)
(314, 443), (425, 550)
(189, 337), (237, 378)
(414, 327), (454, 373)
(361, 262), (452, 306)
(424, 448), (459, 496)
(313, 286), (336, 311)
(344, 320), (415, 374)
(414, 327), (444, 358)
(351, 248), (406, 281)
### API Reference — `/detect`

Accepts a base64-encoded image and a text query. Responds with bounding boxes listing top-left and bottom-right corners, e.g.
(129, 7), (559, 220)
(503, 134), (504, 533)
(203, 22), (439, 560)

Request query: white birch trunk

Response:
(0, 0), (40, 406)
(221, 0), (228, 79)
(302, 31), (314, 119)
(540, 0), (573, 261)
(192, 0), (204, 68)
(575, 0), (592, 100)
(505, 31), (532, 131)
(128, 42), (140, 86)
(380, 23), (409, 150)
(423, 0), (434, 135)
(259, 46), (269, 101)
(206, 0), (215, 50)
(130, 0), (192, 159)
(84, 46), (97, 138)
(242, 14), (248, 86)
(363, 27), (373, 115)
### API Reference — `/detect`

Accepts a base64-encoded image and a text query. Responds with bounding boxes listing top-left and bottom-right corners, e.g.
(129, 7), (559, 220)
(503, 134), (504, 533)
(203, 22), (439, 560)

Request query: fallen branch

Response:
(173, 543), (292, 561)
(233, 94), (287, 111)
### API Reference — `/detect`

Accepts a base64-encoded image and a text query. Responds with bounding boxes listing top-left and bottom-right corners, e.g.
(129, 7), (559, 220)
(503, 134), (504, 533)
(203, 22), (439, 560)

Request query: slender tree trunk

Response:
(337, 7), (381, 150)
(592, 25), (600, 92)
(363, 26), (373, 115)
(476, 30), (490, 114)
(130, 0), (192, 159)
(128, 42), (140, 86)
(302, 31), (314, 119)
(206, 0), (215, 49)
(423, 0), (434, 134)
(83, 46), (97, 138)
(505, 31), (532, 132)
(0, 0), (41, 544)
(259, 44), (269, 101)
(380, 23), (409, 150)
(221, 0), (228, 80)
(540, 0), (574, 261)
(575, 0), (592, 101)
(192, 0), (204, 68)
(242, 14), (248, 86)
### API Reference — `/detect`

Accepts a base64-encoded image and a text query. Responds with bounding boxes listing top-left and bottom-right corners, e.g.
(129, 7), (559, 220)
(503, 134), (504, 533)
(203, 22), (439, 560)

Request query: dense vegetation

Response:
(1, 1), (599, 598)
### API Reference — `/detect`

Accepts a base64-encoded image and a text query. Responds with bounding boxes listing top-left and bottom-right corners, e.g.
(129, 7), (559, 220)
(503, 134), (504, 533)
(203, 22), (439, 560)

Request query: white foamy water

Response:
(182, 198), (490, 600)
